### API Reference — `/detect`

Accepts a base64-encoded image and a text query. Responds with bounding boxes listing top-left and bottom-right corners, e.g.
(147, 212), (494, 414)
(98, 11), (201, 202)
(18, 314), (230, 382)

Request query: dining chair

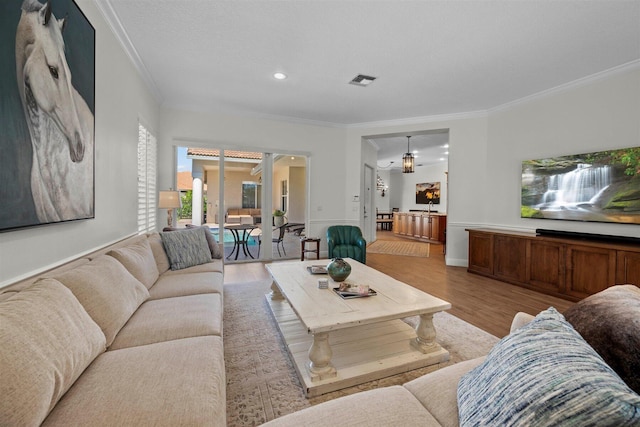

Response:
(257, 223), (288, 257)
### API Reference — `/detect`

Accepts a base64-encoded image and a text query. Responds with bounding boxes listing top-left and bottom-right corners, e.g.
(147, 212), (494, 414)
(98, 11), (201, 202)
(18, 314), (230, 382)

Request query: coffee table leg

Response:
(269, 281), (284, 301)
(411, 313), (440, 354)
(307, 332), (337, 382)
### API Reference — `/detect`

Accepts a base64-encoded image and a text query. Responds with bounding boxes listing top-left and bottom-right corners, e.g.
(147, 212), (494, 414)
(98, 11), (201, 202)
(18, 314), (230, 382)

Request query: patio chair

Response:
(257, 223), (288, 257)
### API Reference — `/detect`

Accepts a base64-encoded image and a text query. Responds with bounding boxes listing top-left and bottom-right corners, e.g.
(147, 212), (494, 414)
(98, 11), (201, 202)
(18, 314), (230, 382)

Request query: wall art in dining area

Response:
(416, 182), (441, 205)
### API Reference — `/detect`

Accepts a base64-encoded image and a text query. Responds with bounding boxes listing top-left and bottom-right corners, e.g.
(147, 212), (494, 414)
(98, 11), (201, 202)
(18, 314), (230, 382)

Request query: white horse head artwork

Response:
(15, 0), (94, 224)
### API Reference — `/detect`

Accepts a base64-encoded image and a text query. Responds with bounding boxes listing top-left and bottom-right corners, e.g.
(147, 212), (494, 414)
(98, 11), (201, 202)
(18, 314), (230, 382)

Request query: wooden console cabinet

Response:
(393, 213), (446, 243)
(467, 228), (640, 301)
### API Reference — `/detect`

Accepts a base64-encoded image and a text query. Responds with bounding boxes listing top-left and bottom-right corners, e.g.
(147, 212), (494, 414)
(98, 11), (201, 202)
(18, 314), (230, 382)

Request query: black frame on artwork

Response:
(0, 0), (95, 232)
(416, 182), (441, 205)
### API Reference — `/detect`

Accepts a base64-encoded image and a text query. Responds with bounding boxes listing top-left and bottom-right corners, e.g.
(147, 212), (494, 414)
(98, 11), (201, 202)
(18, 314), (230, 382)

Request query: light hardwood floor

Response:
(224, 231), (574, 338)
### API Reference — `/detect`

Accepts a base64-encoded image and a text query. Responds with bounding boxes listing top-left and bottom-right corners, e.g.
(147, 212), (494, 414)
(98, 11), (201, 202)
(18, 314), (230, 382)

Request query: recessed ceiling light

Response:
(273, 72), (287, 80)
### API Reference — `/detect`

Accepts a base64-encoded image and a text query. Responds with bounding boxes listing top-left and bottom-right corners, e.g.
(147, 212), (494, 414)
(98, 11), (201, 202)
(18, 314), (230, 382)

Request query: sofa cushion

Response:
(563, 284), (640, 394)
(161, 258), (224, 275)
(457, 307), (640, 426)
(53, 255), (150, 346)
(0, 279), (106, 426)
(160, 227), (212, 270)
(404, 357), (485, 427)
(261, 386), (441, 427)
(147, 232), (170, 274)
(109, 293), (223, 350)
(42, 336), (226, 426)
(148, 271), (224, 300)
(107, 238), (159, 289)
(186, 224), (223, 259)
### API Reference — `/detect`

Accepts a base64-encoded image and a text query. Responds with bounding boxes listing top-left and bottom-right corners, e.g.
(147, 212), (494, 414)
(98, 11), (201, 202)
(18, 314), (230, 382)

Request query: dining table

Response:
(225, 224), (258, 260)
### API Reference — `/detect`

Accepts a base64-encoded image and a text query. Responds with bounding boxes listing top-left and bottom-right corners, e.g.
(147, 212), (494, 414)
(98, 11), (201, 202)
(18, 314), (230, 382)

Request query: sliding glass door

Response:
(176, 146), (307, 263)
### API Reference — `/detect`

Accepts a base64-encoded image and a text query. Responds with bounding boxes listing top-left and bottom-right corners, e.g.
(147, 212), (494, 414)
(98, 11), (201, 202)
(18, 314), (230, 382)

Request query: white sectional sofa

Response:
(0, 227), (226, 426)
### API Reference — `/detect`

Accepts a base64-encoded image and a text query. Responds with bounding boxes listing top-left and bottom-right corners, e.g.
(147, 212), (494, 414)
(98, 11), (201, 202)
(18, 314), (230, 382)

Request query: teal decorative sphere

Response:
(327, 258), (351, 282)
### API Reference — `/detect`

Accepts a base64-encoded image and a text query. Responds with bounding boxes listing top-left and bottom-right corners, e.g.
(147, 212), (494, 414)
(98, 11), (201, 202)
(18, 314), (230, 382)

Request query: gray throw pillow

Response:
(160, 227), (212, 270)
(185, 224), (223, 259)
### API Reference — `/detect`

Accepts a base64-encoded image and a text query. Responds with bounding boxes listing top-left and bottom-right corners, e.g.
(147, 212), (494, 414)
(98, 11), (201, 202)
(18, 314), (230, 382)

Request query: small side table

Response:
(301, 238), (321, 261)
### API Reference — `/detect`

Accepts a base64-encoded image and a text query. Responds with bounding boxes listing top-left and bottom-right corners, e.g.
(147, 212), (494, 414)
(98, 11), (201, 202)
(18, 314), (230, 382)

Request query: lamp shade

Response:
(158, 191), (180, 209)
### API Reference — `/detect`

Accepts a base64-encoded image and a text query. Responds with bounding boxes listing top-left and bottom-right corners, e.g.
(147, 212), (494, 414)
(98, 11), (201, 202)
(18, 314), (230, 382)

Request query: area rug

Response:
(224, 280), (499, 426)
(367, 240), (430, 257)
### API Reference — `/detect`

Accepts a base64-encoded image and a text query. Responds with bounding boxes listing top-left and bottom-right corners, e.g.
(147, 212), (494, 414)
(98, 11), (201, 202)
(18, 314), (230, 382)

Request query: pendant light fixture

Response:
(402, 136), (415, 173)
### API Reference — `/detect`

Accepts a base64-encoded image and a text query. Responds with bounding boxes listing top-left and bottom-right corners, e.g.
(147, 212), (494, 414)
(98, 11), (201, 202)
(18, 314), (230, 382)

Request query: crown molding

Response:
(489, 60), (640, 114)
(346, 110), (489, 129)
(94, 0), (164, 104)
(165, 102), (346, 129)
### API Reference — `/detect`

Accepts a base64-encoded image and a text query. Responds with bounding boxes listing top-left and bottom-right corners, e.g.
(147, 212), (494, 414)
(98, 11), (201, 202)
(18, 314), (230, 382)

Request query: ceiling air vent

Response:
(349, 74), (377, 87)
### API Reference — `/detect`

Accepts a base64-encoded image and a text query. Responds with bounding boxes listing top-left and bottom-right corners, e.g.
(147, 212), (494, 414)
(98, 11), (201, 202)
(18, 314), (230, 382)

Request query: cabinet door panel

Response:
(419, 216), (429, 239)
(566, 246), (616, 299)
(617, 251), (640, 285)
(494, 235), (526, 283)
(468, 232), (493, 275)
(437, 216), (447, 243)
(412, 215), (421, 238)
(430, 217), (439, 241)
(527, 241), (564, 293)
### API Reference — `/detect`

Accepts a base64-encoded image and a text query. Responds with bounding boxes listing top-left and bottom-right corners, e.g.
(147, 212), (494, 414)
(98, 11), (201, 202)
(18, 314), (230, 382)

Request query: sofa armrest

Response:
(510, 312), (535, 333)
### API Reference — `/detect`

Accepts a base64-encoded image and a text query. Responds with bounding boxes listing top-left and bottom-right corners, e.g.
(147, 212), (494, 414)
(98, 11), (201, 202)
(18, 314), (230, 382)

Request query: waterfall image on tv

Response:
(521, 146), (640, 224)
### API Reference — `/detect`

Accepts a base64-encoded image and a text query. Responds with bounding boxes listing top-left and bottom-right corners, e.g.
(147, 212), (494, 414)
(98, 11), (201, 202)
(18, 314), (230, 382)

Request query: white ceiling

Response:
(100, 0), (640, 168)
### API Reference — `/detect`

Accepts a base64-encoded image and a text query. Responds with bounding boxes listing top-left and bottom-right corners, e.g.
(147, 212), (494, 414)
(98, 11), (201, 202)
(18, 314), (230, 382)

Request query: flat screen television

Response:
(521, 146), (640, 225)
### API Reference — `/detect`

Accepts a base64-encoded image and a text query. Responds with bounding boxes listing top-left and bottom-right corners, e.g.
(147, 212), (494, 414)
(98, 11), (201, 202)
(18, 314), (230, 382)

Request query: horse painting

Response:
(15, 0), (93, 224)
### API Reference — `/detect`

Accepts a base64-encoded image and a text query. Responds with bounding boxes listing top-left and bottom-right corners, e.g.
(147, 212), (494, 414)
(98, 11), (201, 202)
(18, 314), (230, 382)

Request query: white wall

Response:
(0, 0), (160, 286)
(485, 66), (640, 239)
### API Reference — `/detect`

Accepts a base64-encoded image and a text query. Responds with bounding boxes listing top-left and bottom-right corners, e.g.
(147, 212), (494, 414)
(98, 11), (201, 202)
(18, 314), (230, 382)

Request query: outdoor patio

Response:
(177, 219), (307, 263)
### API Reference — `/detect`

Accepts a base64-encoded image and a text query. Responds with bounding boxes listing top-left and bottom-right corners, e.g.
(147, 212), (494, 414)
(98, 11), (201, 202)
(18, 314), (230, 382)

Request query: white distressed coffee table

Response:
(265, 258), (452, 397)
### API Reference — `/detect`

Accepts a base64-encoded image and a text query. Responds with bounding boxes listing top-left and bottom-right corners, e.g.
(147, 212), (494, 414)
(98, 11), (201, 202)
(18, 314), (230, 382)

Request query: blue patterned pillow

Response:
(160, 227), (212, 270)
(457, 307), (640, 427)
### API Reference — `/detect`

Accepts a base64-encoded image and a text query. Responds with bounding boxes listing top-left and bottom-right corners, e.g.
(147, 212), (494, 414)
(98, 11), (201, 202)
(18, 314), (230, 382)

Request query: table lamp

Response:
(158, 190), (180, 227)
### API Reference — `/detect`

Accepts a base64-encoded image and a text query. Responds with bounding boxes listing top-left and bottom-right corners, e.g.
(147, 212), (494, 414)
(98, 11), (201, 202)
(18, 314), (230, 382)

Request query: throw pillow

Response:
(52, 255), (150, 346)
(457, 307), (640, 427)
(563, 284), (640, 394)
(0, 279), (106, 426)
(107, 238), (160, 289)
(185, 224), (223, 259)
(160, 227), (213, 270)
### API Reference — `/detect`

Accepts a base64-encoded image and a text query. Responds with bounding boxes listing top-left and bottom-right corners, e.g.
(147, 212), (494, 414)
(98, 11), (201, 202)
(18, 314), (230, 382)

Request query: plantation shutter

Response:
(137, 123), (157, 233)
